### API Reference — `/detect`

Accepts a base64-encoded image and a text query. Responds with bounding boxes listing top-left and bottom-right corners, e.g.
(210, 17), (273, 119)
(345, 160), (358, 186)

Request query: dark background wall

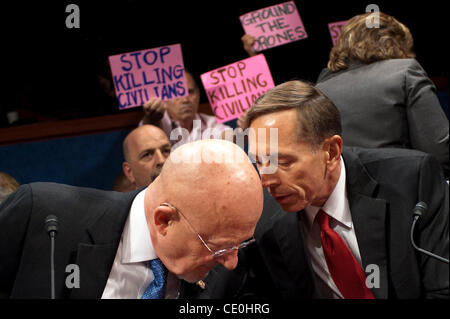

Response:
(2, 0), (448, 123)
(0, 130), (130, 190)
(0, 0), (448, 189)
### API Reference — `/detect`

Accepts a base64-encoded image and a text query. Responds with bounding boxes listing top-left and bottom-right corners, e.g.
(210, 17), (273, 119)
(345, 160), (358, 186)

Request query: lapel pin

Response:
(196, 280), (206, 289)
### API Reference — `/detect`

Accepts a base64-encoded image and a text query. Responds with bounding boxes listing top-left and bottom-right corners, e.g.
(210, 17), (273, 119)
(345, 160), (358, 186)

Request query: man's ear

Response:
(323, 135), (342, 169)
(152, 205), (178, 236)
(122, 162), (135, 185)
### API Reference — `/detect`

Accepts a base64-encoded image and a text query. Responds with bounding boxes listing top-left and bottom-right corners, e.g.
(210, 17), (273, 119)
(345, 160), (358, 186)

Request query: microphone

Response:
(45, 215), (58, 237)
(410, 202), (449, 264)
(412, 201), (427, 217)
(44, 215), (59, 299)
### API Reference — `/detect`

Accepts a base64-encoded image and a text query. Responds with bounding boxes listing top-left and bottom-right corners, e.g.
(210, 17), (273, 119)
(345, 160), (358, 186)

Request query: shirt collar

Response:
(121, 188), (158, 263)
(304, 157), (353, 230)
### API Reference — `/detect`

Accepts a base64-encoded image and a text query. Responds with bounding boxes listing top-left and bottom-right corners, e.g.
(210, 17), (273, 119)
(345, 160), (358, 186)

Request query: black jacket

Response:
(215, 147), (449, 299)
(0, 184), (204, 299)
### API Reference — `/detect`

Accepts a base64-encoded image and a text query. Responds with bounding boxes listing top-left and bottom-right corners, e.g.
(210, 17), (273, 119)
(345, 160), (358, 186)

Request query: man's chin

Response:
(179, 114), (195, 123)
(279, 200), (308, 213)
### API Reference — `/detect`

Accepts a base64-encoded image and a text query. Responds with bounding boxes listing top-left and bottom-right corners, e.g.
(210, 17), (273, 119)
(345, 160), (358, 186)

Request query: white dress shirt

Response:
(301, 157), (363, 299)
(101, 189), (179, 299)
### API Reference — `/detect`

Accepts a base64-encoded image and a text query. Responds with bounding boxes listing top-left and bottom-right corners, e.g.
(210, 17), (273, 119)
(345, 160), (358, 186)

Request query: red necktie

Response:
(316, 209), (374, 299)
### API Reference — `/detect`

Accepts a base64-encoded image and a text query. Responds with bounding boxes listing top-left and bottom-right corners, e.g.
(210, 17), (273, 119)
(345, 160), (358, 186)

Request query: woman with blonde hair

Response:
(316, 12), (449, 177)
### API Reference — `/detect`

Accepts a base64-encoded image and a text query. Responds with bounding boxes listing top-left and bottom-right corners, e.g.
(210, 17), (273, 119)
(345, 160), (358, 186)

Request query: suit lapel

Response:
(348, 194), (388, 299)
(69, 190), (140, 299)
(179, 277), (216, 299)
(256, 194), (318, 298)
(343, 148), (389, 299)
(271, 211), (307, 279)
(69, 243), (119, 298)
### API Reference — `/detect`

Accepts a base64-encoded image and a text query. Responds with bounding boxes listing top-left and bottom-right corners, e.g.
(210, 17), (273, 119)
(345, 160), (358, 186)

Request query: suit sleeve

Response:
(405, 60), (449, 177)
(415, 154), (449, 298)
(0, 184), (33, 298)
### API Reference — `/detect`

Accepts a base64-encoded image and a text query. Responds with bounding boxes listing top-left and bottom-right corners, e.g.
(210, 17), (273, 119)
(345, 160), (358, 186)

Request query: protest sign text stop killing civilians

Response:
(109, 44), (187, 109)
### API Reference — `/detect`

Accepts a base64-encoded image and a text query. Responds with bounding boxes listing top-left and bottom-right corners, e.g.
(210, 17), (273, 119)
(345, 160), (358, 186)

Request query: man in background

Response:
(141, 71), (230, 146)
(122, 125), (171, 189)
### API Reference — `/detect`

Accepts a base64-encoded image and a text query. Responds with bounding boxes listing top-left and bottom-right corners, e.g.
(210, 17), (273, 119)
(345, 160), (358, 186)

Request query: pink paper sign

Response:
(108, 44), (187, 109)
(201, 54), (275, 123)
(328, 20), (348, 46)
(240, 1), (308, 52)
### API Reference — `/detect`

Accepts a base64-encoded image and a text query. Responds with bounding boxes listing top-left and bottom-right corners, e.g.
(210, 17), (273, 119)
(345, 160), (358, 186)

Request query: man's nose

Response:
(217, 251), (239, 270)
(260, 172), (280, 189)
(179, 93), (191, 103)
(155, 149), (166, 164)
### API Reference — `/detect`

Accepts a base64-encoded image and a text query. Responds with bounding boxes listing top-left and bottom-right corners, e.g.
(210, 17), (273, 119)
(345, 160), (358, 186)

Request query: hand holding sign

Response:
(201, 54), (275, 123)
(240, 1), (308, 52)
(142, 97), (166, 124)
(109, 44), (187, 109)
(241, 34), (257, 57)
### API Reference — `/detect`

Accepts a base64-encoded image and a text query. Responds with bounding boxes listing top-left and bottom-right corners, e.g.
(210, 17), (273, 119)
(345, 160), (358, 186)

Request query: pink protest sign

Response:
(201, 54), (275, 123)
(240, 1), (307, 52)
(328, 20), (348, 46)
(108, 44), (187, 109)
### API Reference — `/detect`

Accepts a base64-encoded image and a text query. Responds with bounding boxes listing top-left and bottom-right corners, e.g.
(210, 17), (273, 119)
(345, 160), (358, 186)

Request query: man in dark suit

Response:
(0, 139), (263, 299)
(229, 80), (448, 299)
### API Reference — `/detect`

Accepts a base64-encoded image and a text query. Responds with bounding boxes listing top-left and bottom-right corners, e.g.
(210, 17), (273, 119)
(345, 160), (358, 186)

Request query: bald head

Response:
(122, 125), (171, 189)
(145, 139), (263, 283)
(159, 139), (261, 217)
(123, 125), (168, 161)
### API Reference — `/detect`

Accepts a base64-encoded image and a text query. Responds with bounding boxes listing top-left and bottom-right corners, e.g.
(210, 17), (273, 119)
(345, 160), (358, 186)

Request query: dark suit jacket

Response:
(316, 59), (449, 177)
(218, 147), (449, 299)
(0, 183), (205, 299)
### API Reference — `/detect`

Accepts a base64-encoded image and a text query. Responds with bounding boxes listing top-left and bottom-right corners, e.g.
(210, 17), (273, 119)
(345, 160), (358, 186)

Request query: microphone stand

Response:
(411, 202), (449, 264)
(411, 215), (449, 264)
(45, 215), (59, 299)
(50, 230), (56, 299)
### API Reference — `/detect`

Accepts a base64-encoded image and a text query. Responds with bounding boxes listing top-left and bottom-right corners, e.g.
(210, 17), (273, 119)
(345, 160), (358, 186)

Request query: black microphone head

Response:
(45, 215), (59, 235)
(413, 202), (428, 216)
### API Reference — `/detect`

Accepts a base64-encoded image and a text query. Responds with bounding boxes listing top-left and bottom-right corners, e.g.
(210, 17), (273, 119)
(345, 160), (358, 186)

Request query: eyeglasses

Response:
(160, 202), (256, 258)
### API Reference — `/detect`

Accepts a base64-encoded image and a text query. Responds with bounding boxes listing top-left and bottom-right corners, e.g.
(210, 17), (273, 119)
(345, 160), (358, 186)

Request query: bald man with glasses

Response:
(160, 202), (256, 259)
(0, 140), (263, 299)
